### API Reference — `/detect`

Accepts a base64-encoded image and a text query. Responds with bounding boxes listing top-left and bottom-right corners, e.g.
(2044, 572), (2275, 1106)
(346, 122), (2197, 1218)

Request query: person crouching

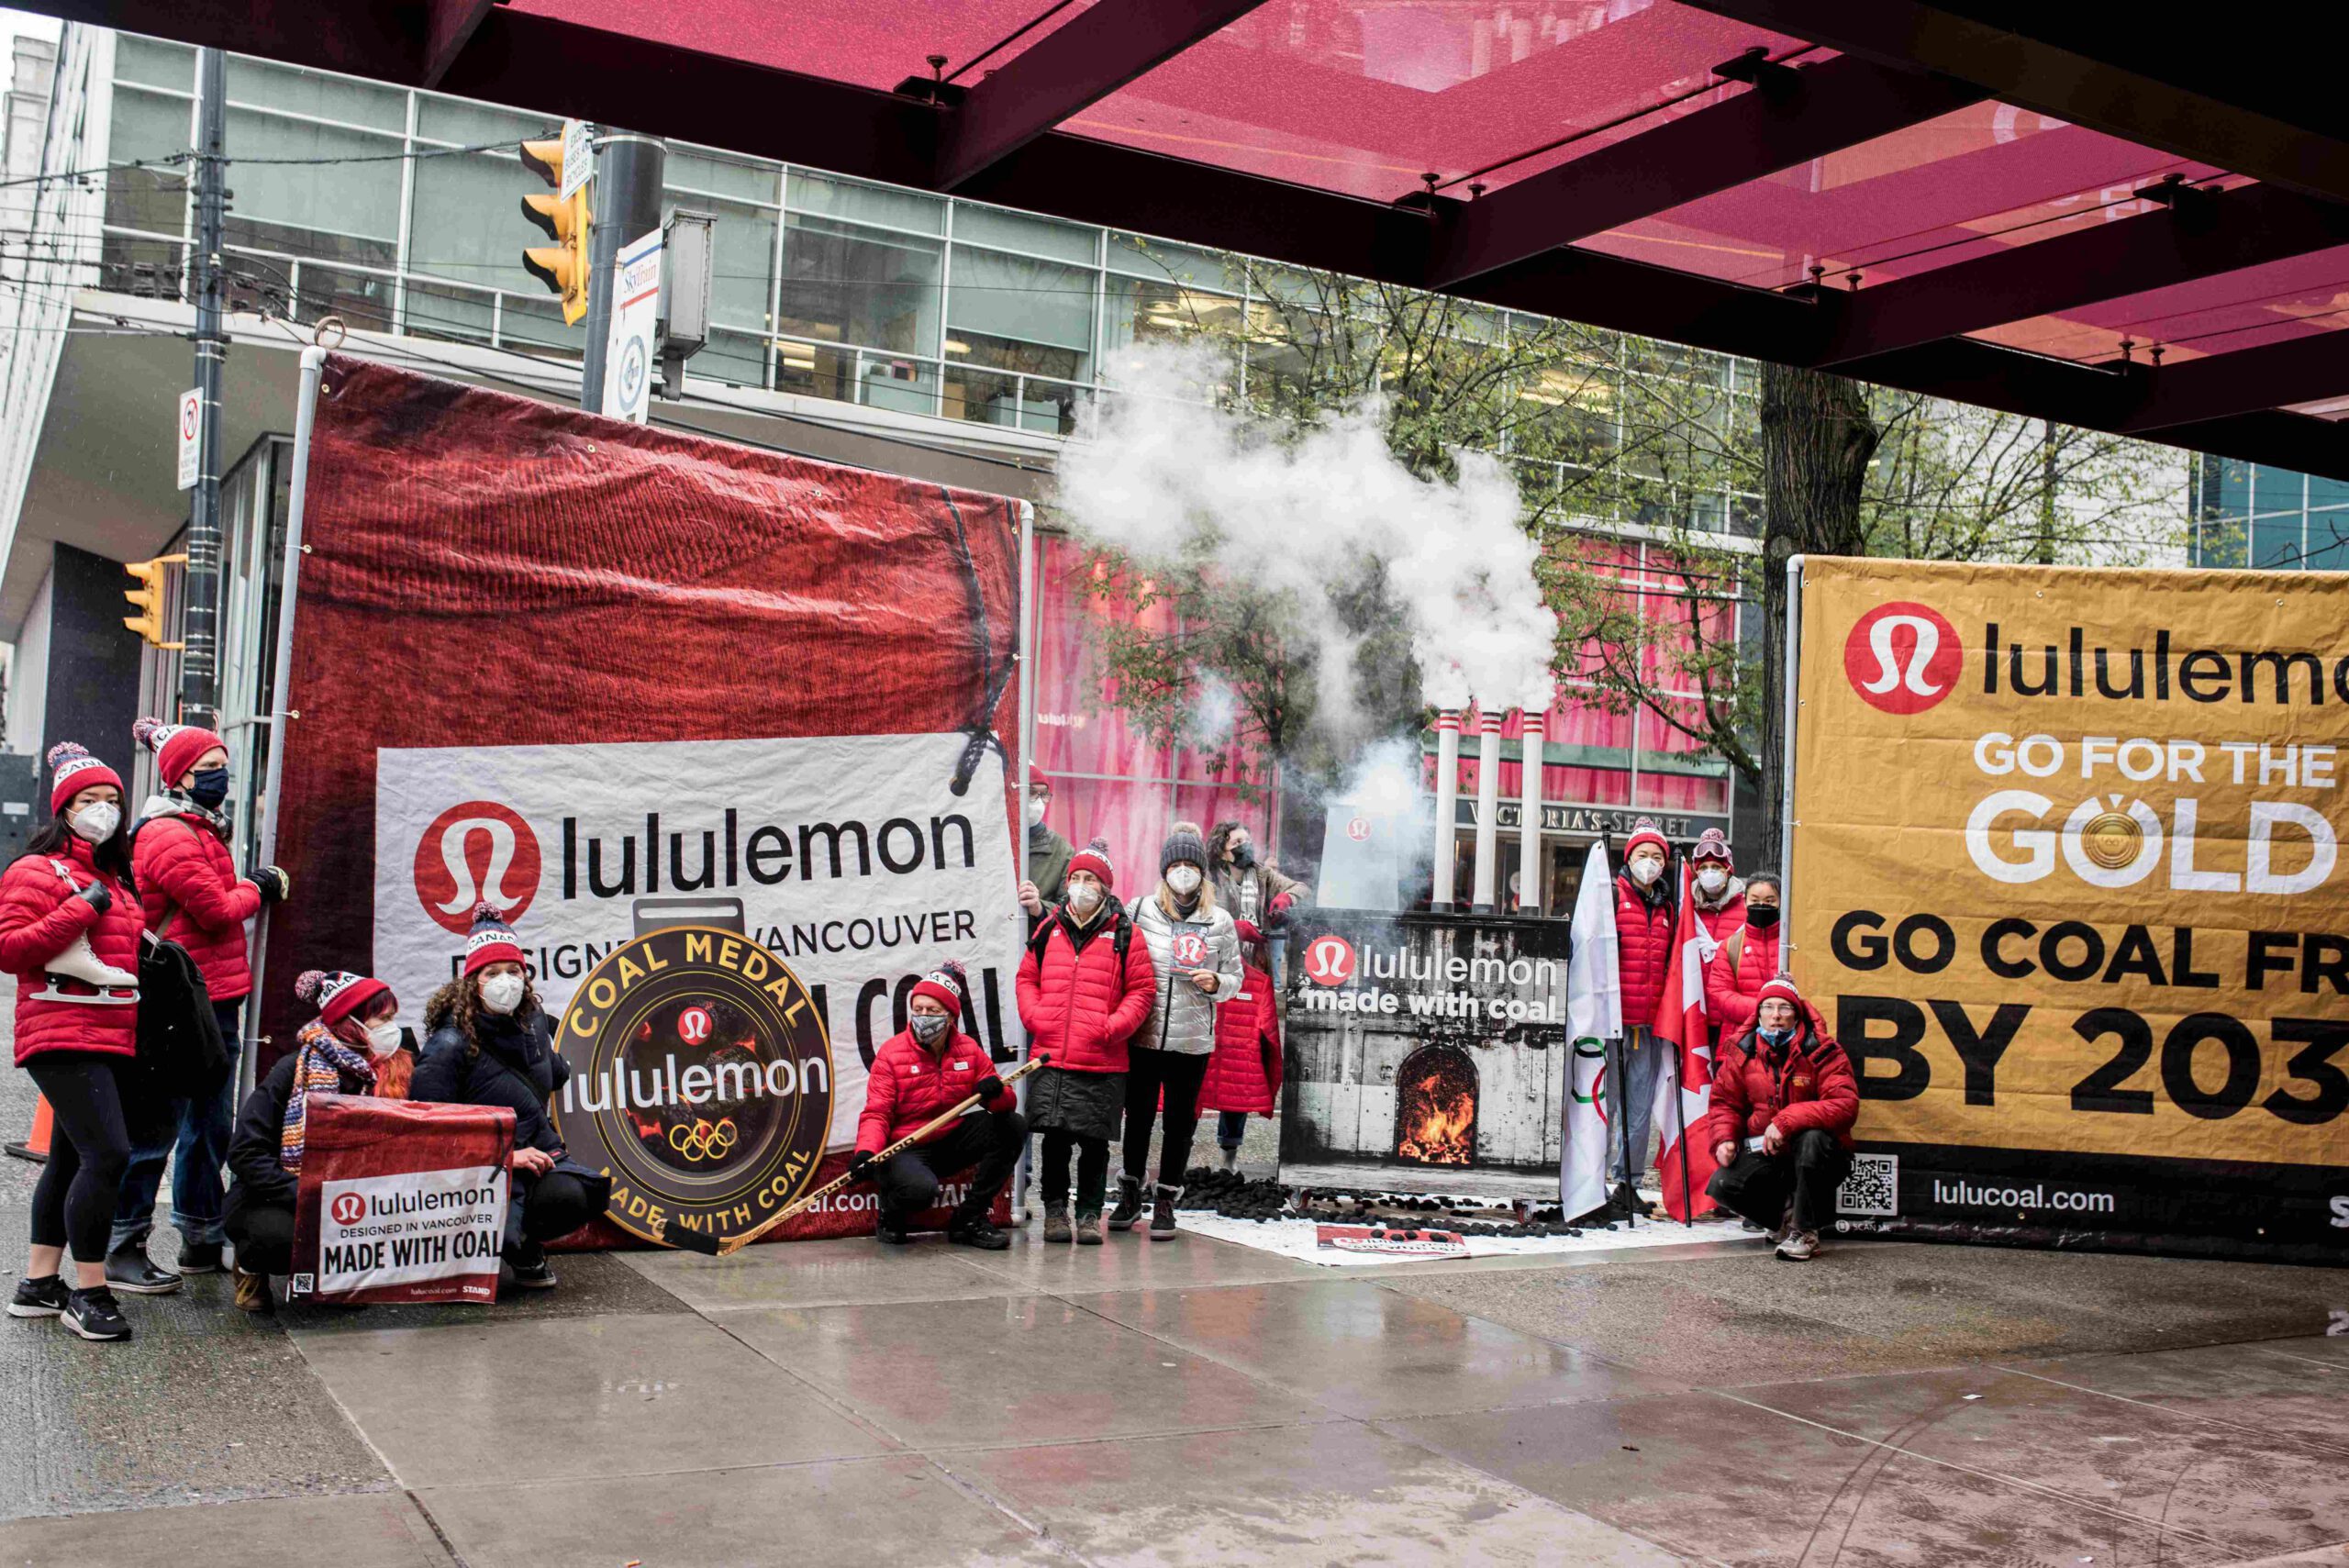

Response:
(221, 968), (404, 1313)
(1704, 974), (1858, 1262)
(848, 961), (1023, 1250)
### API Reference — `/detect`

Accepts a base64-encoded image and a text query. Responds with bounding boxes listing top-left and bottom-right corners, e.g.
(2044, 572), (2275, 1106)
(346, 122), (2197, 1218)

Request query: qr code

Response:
(1836, 1153), (1898, 1217)
(289, 1273), (314, 1297)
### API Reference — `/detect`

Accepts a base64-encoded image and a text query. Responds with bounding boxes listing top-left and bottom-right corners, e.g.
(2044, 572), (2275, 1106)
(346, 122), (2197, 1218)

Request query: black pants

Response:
(874, 1108), (1026, 1229)
(1707, 1129), (1852, 1235)
(25, 1052), (134, 1264)
(1121, 1048), (1209, 1188)
(1038, 1130), (1109, 1214)
(223, 1197), (296, 1277)
(503, 1170), (601, 1262)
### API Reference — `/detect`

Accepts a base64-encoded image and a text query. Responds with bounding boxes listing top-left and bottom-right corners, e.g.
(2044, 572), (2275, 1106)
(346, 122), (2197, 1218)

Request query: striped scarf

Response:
(279, 1019), (377, 1175)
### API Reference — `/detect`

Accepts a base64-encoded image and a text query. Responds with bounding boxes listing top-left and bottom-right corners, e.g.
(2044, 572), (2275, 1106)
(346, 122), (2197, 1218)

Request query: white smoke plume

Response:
(1053, 343), (1558, 740)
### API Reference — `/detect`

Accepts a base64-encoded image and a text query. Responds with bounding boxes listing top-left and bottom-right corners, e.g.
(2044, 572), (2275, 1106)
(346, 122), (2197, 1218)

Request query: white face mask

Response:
(1026, 796), (1048, 827)
(68, 801), (119, 844)
(479, 973), (526, 1015)
(1065, 880), (1103, 916)
(1629, 856), (1664, 886)
(364, 1019), (403, 1058)
(1166, 865), (1202, 896)
(1697, 867), (1728, 894)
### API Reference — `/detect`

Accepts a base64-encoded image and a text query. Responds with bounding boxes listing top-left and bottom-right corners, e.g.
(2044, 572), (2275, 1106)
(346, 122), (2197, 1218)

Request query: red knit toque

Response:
(1066, 836), (1115, 891)
(133, 716), (225, 787)
(297, 968), (393, 1027)
(462, 901), (527, 975)
(1691, 827), (1732, 865)
(46, 742), (122, 814)
(1622, 817), (1668, 862)
(909, 959), (968, 1022)
(1755, 973), (1805, 1012)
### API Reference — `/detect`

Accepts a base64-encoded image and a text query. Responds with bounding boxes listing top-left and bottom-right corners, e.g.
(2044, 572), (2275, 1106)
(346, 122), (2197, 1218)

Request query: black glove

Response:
(848, 1151), (879, 1183)
(973, 1075), (1005, 1102)
(72, 880), (109, 915)
(252, 866), (291, 904)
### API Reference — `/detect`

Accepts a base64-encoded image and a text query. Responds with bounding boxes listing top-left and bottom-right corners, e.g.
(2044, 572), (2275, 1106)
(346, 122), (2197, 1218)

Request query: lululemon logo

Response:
(1302, 935), (1356, 987)
(329, 1193), (365, 1226)
(414, 800), (542, 935)
(1843, 601), (1962, 716)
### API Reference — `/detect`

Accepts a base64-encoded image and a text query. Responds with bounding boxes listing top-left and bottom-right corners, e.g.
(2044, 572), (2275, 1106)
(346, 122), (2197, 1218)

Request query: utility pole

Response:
(577, 133), (664, 415)
(179, 47), (228, 727)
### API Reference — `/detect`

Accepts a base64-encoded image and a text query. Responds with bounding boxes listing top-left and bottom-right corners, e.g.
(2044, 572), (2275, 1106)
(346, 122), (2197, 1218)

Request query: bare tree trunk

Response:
(1757, 362), (1877, 871)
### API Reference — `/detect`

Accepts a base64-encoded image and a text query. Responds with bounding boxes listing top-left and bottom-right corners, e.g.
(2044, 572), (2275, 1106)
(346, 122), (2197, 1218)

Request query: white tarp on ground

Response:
(1174, 1210), (1766, 1267)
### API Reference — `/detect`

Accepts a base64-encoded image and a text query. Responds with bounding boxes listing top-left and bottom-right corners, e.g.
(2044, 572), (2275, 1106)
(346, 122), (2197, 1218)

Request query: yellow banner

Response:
(1790, 557), (2349, 1167)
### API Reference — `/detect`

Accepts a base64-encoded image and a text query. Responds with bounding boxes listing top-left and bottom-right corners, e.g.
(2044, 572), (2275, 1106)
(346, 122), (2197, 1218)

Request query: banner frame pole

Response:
(1012, 499), (1037, 1218)
(1779, 553), (1805, 953)
(241, 344), (328, 1102)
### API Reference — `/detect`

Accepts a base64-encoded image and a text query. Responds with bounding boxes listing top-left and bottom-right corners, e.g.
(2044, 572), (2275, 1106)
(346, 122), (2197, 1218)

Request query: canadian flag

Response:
(1650, 860), (1720, 1220)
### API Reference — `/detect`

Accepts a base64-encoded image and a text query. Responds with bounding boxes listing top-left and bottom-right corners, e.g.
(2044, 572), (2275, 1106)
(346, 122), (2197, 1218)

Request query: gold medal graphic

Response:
(2080, 809), (2142, 871)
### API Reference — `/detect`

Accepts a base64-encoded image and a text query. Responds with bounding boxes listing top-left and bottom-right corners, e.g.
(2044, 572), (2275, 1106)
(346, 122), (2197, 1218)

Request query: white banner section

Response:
(316, 1164), (507, 1295)
(373, 732), (1026, 1148)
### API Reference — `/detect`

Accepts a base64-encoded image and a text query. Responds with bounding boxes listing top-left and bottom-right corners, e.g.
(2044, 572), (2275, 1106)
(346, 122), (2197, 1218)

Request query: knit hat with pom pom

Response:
(462, 901), (527, 976)
(909, 958), (968, 1022)
(297, 967), (393, 1027)
(1066, 836), (1116, 891)
(132, 715), (225, 787)
(47, 741), (122, 814)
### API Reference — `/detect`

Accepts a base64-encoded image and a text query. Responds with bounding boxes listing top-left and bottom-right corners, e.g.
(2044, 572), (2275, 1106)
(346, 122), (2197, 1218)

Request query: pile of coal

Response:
(1174, 1166), (1289, 1221)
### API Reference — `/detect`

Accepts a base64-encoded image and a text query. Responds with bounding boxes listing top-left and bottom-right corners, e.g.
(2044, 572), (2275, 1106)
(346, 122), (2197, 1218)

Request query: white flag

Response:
(1561, 841), (1621, 1220)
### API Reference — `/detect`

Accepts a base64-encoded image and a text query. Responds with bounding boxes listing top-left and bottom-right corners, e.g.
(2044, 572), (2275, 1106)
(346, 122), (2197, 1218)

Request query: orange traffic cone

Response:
(5, 1094), (51, 1162)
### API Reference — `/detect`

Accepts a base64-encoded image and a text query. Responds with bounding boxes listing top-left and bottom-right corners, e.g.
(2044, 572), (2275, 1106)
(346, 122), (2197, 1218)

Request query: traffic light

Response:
(122, 554), (186, 650)
(519, 135), (591, 326)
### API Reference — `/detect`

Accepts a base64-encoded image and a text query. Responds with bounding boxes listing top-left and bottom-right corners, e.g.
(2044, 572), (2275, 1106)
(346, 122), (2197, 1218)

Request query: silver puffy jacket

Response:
(1131, 894), (1243, 1056)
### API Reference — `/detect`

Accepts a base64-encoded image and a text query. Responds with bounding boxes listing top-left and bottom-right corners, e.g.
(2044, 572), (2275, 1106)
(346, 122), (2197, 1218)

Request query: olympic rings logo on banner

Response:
(667, 1118), (740, 1162)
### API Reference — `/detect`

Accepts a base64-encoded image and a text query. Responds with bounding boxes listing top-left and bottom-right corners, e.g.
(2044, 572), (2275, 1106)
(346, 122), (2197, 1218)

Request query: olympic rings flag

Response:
(1561, 840), (1622, 1220)
(1790, 557), (2349, 1262)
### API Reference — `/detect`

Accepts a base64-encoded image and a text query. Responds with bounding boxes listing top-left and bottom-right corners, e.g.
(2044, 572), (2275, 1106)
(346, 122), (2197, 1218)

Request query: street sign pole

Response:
(180, 47), (229, 727)
(579, 133), (665, 415)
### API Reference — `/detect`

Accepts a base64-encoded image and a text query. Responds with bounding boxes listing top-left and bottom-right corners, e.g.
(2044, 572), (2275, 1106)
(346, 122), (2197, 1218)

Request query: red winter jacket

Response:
(1704, 1017), (1860, 1153)
(1197, 961), (1281, 1116)
(1704, 922), (1782, 1036)
(855, 1026), (1016, 1155)
(0, 840), (146, 1063)
(1614, 873), (1675, 1030)
(1016, 906), (1153, 1074)
(132, 808), (261, 1002)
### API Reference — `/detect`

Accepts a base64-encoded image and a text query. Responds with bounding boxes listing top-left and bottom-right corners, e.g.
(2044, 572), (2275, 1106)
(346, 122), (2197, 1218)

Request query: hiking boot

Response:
(948, 1218), (1010, 1251)
(1775, 1229), (1820, 1262)
(61, 1287), (131, 1341)
(103, 1244), (182, 1296)
(233, 1269), (274, 1316)
(7, 1274), (68, 1318)
(1149, 1184), (1182, 1241)
(177, 1241), (226, 1275)
(1041, 1202), (1073, 1244)
(1073, 1210), (1104, 1246)
(1107, 1173), (1144, 1232)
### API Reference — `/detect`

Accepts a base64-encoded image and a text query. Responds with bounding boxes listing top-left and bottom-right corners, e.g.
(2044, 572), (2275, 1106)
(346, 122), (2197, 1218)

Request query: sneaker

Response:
(7, 1274), (68, 1318)
(1107, 1174), (1144, 1232)
(1041, 1203), (1073, 1244)
(233, 1269), (274, 1315)
(1149, 1184), (1182, 1241)
(103, 1245), (182, 1296)
(1766, 1199), (1796, 1247)
(1073, 1210), (1103, 1246)
(508, 1257), (560, 1290)
(948, 1218), (1010, 1251)
(1775, 1229), (1820, 1262)
(874, 1220), (916, 1245)
(177, 1241), (226, 1275)
(61, 1287), (131, 1341)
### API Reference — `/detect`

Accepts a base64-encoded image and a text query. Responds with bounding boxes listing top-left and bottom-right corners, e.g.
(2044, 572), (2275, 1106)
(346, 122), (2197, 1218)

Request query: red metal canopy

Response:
(38, 0), (2349, 475)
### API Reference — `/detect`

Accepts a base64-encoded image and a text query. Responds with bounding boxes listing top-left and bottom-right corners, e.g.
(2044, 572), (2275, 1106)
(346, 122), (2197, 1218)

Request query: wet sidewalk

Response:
(1, 1173), (2344, 1568)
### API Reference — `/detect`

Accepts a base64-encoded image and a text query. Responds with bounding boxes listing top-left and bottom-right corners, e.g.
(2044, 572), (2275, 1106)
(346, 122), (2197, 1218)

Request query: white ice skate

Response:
(33, 931), (139, 1006)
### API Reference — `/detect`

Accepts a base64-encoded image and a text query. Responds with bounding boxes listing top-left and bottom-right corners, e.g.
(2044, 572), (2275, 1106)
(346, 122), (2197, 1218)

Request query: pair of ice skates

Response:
(32, 932), (138, 1005)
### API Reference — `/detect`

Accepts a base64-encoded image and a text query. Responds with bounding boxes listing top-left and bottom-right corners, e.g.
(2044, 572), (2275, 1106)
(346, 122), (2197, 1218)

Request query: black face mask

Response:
(186, 767), (230, 811)
(1230, 844), (1256, 871)
(1745, 905), (1780, 929)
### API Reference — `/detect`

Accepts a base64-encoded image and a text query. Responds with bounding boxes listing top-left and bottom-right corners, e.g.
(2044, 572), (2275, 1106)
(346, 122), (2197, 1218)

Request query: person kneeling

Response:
(222, 969), (405, 1313)
(1703, 974), (1857, 1262)
(850, 962), (1023, 1250)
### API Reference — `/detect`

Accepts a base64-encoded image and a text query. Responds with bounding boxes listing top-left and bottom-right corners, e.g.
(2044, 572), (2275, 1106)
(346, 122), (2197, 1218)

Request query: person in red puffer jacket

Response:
(108, 717), (292, 1291)
(1705, 872), (1781, 1037)
(1705, 973), (1859, 1262)
(1610, 819), (1676, 1189)
(1017, 838), (1152, 1244)
(1197, 959), (1280, 1172)
(5, 742), (149, 1342)
(851, 961), (1025, 1250)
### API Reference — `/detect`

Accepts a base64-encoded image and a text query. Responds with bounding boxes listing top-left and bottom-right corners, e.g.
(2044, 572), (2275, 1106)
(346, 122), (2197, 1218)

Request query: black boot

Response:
(874, 1209), (916, 1244)
(103, 1243), (182, 1296)
(1107, 1173), (1144, 1232)
(948, 1215), (1010, 1251)
(1149, 1184), (1183, 1240)
(177, 1240), (226, 1275)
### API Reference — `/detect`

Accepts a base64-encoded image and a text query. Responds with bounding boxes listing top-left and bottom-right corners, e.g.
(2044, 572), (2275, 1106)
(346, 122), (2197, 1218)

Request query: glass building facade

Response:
(2191, 457), (2349, 571)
